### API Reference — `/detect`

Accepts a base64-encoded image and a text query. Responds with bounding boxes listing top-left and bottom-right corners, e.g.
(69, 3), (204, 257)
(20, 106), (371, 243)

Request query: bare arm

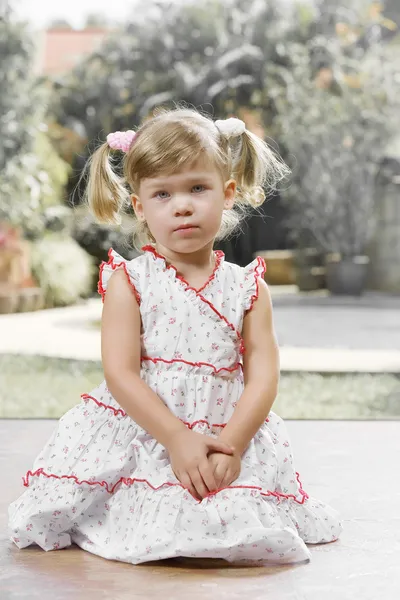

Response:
(218, 279), (280, 455)
(101, 269), (186, 448)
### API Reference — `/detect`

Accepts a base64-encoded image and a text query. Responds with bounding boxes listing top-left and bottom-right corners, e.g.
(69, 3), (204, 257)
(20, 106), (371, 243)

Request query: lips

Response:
(175, 224), (198, 232)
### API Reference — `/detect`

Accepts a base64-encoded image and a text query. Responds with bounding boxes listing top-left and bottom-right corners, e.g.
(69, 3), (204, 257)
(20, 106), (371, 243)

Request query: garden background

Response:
(1, 0), (400, 420)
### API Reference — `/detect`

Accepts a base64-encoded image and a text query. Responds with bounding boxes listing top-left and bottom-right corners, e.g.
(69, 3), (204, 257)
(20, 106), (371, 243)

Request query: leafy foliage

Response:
(268, 14), (400, 255)
(52, 1), (303, 146)
(0, 9), (70, 238)
(30, 236), (95, 307)
(52, 0), (311, 207)
(48, 0), (399, 259)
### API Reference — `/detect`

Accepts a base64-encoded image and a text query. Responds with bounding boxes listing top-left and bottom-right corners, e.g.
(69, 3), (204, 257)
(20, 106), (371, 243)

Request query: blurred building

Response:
(33, 27), (112, 77)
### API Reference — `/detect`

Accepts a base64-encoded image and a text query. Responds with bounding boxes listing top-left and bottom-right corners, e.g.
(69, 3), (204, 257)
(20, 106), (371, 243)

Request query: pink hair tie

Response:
(106, 130), (136, 153)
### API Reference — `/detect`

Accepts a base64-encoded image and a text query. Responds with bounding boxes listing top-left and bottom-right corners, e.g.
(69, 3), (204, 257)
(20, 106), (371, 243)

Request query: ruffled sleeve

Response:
(98, 248), (141, 304)
(242, 256), (266, 313)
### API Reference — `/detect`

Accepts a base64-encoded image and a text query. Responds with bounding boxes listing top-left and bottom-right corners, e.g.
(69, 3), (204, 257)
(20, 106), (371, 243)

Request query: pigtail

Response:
(85, 142), (129, 225)
(232, 130), (290, 207)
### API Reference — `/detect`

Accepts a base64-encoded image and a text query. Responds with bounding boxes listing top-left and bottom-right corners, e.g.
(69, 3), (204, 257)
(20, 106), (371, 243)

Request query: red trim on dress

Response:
(22, 468), (308, 504)
(142, 245), (245, 354)
(98, 248), (141, 305)
(245, 256), (267, 314)
(81, 394), (127, 417)
(142, 245), (224, 294)
(81, 394), (272, 429)
(197, 293), (245, 354)
(181, 416), (269, 427)
(141, 355), (242, 375)
(181, 419), (224, 430)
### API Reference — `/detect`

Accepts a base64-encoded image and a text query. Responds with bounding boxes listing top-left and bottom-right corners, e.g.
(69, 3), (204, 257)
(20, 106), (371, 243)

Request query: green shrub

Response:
(30, 236), (95, 307)
(0, 9), (70, 239)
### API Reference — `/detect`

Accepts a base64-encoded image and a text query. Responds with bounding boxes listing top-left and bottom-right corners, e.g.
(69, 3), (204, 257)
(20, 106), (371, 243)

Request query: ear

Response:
(131, 194), (145, 221)
(223, 179), (236, 210)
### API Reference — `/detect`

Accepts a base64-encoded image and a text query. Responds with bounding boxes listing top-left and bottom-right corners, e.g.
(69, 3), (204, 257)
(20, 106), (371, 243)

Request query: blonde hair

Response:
(85, 107), (289, 249)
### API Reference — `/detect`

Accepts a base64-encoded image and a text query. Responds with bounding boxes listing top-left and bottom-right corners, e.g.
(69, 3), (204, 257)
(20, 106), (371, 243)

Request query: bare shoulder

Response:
(244, 277), (274, 325)
(104, 268), (139, 305)
(101, 269), (141, 377)
(254, 277), (272, 305)
(242, 277), (279, 381)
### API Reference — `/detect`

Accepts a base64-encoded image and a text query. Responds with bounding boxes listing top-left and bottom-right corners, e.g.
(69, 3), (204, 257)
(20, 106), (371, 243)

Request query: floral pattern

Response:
(8, 247), (342, 565)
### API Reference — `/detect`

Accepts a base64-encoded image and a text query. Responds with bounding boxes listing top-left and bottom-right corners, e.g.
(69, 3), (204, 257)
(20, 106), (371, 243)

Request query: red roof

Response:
(39, 28), (112, 76)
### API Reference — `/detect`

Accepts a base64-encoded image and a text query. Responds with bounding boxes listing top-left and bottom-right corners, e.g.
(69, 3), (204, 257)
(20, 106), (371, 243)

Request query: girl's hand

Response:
(208, 452), (241, 490)
(167, 430), (234, 500)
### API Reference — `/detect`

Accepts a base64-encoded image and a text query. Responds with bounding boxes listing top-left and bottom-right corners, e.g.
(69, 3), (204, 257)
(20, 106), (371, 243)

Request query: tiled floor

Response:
(1, 419), (399, 599)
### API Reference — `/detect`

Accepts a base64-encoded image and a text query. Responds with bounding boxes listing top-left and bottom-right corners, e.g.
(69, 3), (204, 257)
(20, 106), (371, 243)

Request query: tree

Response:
(0, 7), (69, 237)
(48, 19), (74, 30)
(51, 1), (302, 187)
(49, 0), (305, 259)
(84, 13), (111, 28)
(49, 0), (399, 262)
(0, 10), (35, 171)
(267, 5), (400, 255)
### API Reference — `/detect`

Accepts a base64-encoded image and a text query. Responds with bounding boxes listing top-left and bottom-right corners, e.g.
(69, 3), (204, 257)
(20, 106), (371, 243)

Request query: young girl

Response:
(8, 108), (342, 565)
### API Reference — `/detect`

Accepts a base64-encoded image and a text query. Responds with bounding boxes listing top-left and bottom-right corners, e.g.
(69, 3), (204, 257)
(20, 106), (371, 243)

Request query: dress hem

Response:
(22, 467), (309, 505)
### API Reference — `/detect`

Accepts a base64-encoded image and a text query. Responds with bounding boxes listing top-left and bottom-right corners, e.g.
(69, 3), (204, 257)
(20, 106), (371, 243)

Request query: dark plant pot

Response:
(293, 248), (326, 291)
(325, 254), (370, 296)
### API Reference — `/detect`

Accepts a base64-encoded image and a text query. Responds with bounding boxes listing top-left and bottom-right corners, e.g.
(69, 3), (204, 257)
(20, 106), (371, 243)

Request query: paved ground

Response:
(273, 288), (400, 349)
(0, 288), (400, 372)
(2, 419), (399, 600)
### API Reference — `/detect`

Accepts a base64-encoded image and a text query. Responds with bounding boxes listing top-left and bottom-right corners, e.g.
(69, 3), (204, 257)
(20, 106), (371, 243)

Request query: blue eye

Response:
(155, 191), (170, 200)
(192, 185), (206, 193)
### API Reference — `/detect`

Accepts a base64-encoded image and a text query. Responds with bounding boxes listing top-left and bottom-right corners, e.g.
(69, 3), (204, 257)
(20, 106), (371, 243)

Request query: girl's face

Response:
(132, 157), (236, 255)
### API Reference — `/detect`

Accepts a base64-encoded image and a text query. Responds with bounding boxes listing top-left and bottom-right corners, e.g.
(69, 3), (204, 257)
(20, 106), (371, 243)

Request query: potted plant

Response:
(267, 19), (400, 295)
(286, 130), (378, 295)
(291, 240), (326, 293)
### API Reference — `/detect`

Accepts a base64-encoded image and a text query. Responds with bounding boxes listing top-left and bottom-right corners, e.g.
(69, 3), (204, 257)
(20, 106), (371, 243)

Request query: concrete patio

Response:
(1, 419), (399, 599)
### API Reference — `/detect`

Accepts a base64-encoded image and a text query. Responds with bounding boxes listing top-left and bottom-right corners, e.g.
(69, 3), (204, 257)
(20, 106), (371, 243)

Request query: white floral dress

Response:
(8, 245), (342, 565)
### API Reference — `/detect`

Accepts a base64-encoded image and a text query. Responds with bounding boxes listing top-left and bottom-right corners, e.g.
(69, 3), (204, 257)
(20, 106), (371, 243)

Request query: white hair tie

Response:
(215, 117), (246, 139)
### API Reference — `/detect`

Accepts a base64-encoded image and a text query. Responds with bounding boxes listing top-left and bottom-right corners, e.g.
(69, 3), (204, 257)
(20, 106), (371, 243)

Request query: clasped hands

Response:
(168, 429), (241, 501)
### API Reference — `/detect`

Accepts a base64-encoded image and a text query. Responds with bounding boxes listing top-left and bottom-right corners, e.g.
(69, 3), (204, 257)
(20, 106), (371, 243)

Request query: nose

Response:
(173, 193), (194, 217)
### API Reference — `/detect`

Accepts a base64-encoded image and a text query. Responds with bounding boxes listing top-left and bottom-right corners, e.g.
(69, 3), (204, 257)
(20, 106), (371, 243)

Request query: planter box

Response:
(17, 287), (44, 312)
(293, 248), (326, 291)
(0, 250), (17, 283)
(0, 284), (44, 314)
(0, 285), (19, 314)
(257, 250), (295, 286)
(0, 243), (30, 285)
